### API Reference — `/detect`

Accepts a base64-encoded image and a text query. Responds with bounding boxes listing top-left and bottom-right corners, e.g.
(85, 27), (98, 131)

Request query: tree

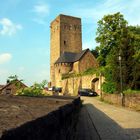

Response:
(96, 12), (128, 92)
(127, 26), (140, 89)
(17, 80), (48, 96)
(8, 75), (18, 82)
(91, 49), (99, 58)
(95, 12), (140, 92)
(7, 75), (23, 88)
(96, 12), (128, 66)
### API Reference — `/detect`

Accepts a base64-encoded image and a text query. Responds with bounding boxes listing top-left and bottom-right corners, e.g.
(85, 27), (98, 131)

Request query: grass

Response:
(123, 89), (140, 94)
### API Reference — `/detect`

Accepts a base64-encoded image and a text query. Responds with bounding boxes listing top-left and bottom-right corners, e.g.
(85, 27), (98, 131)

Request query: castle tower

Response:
(50, 14), (82, 86)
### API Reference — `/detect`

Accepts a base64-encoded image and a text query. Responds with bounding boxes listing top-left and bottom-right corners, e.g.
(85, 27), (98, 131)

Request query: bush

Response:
(17, 87), (44, 97)
(102, 82), (116, 94)
(17, 80), (47, 97)
(123, 89), (140, 94)
(62, 68), (96, 80)
(82, 68), (96, 75)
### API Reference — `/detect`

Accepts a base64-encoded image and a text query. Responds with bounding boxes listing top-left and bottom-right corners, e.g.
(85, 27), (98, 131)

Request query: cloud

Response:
(0, 18), (22, 36)
(33, 3), (49, 17)
(0, 53), (12, 64)
(67, 0), (140, 25)
(32, 3), (50, 25)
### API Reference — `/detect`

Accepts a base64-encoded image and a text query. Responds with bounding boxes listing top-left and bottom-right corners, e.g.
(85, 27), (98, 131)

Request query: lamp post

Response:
(100, 72), (102, 99)
(118, 53), (124, 106)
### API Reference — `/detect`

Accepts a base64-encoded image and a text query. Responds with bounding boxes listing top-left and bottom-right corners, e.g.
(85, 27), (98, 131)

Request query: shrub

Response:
(102, 82), (116, 94)
(123, 89), (140, 94)
(62, 68), (96, 80)
(17, 87), (44, 97)
(82, 68), (96, 75)
(17, 80), (47, 97)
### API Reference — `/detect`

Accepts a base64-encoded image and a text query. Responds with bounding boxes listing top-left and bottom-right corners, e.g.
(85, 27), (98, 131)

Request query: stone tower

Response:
(50, 14), (82, 86)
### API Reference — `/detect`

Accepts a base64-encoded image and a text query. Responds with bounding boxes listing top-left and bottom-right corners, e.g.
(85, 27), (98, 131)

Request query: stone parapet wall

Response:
(102, 93), (140, 111)
(125, 94), (140, 110)
(1, 97), (82, 140)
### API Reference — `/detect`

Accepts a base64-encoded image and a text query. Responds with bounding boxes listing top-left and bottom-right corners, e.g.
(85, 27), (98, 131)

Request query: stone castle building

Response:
(50, 14), (98, 88)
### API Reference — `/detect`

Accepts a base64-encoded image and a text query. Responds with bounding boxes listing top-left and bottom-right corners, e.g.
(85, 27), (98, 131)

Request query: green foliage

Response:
(18, 87), (44, 96)
(102, 82), (116, 94)
(127, 26), (140, 89)
(90, 49), (99, 58)
(123, 89), (140, 94)
(96, 12), (128, 66)
(62, 68), (96, 79)
(7, 75), (23, 88)
(95, 12), (140, 92)
(17, 80), (47, 96)
(8, 75), (18, 81)
(82, 68), (96, 75)
(62, 73), (76, 79)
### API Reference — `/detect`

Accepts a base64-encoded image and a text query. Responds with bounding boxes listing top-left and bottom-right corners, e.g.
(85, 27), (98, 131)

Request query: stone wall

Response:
(50, 14), (82, 86)
(55, 63), (72, 87)
(50, 15), (61, 86)
(102, 93), (140, 111)
(60, 14), (82, 54)
(73, 61), (79, 73)
(78, 51), (98, 73)
(62, 74), (103, 95)
(1, 97), (82, 140)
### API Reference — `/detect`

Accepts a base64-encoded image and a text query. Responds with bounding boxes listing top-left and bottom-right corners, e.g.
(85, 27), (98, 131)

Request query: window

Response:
(6, 88), (11, 94)
(69, 25), (72, 30)
(64, 24), (67, 29)
(74, 25), (77, 30)
(64, 40), (66, 45)
(58, 69), (61, 73)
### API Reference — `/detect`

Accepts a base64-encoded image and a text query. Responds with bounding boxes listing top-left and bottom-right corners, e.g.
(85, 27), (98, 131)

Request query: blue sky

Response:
(0, 0), (140, 86)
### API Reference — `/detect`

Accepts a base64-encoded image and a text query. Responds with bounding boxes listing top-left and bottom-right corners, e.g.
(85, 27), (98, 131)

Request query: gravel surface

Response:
(0, 95), (72, 137)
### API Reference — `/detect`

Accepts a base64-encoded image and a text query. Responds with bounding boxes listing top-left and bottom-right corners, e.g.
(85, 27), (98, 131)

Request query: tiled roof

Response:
(0, 80), (27, 91)
(55, 49), (89, 64)
(0, 85), (5, 89)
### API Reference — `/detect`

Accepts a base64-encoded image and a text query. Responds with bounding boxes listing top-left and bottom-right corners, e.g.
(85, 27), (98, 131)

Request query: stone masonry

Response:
(50, 14), (82, 86)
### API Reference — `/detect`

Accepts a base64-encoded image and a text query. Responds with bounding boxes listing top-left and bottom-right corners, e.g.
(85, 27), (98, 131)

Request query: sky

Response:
(0, 0), (140, 86)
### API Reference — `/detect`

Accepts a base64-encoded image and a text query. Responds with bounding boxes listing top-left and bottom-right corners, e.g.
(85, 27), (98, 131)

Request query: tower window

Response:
(74, 25), (77, 30)
(64, 24), (67, 29)
(58, 69), (61, 73)
(64, 40), (66, 45)
(69, 25), (72, 30)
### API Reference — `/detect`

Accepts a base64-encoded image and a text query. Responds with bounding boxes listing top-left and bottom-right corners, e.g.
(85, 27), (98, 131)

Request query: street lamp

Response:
(100, 72), (102, 99)
(118, 52), (124, 106)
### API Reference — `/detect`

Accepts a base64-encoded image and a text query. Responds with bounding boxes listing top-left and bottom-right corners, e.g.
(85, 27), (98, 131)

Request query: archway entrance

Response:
(91, 78), (99, 91)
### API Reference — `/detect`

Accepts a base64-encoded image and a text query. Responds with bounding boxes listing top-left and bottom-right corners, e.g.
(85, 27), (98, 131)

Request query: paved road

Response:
(75, 97), (140, 140)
